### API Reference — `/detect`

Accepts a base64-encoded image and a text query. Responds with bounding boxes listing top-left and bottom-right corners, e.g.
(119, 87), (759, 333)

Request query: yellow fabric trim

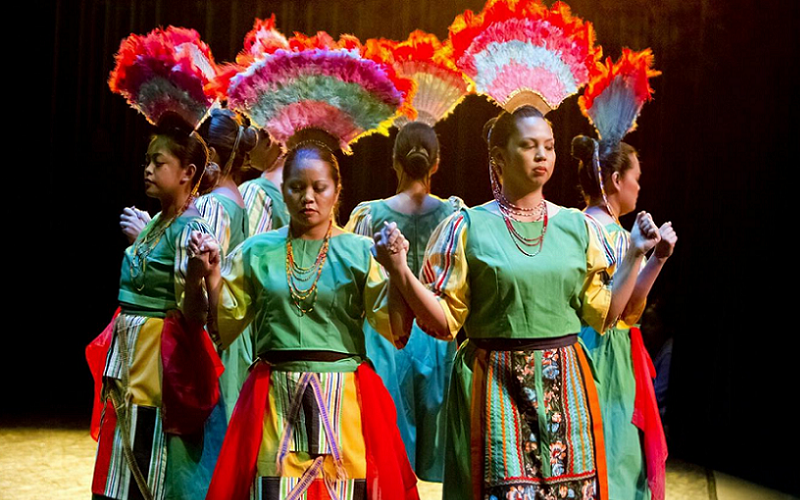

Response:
(581, 218), (614, 333)
(217, 244), (254, 350)
(128, 318), (163, 407)
(256, 372), (367, 479)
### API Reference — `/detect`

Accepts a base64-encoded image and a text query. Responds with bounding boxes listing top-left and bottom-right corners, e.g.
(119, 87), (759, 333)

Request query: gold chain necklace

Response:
(285, 221), (333, 315)
(129, 196), (194, 291)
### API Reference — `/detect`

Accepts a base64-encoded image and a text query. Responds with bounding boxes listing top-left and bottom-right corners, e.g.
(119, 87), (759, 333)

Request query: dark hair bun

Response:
(393, 121), (440, 180)
(571, 135), (596, 165)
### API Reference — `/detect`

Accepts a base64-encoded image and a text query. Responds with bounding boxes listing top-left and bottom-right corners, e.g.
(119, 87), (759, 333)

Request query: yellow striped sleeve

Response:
(196, 194), (232, 254)
(343, 202), (373, 237)
(240, 181), (274, 236)
(419, 212), (469, 340)
(581, 217), (615, 333)
(216, 244), (256, 349)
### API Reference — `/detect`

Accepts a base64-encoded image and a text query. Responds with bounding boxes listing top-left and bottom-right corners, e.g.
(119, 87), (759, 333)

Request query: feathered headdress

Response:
(579, 48), (661, 145)
(449, 0), (602, 115)
(108, 26), (218, 128)
(577, 48), (660, 224)
(207, 16), (291, 105)
(226, 32), (414, 153)
(366, 30), (470, 127)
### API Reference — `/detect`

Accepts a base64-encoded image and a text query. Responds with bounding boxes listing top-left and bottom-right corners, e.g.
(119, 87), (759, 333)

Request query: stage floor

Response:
(0, 422), (794, 499)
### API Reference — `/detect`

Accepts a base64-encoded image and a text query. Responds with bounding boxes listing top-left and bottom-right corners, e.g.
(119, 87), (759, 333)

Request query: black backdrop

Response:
(22, 0), (798, 495)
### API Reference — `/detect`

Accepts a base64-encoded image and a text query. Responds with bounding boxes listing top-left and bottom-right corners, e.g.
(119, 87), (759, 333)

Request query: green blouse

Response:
(118, 213), (212, 318)
(421, 202), (614, 340)
(216, 227), (396, 371)
(344, 196), (463, 276)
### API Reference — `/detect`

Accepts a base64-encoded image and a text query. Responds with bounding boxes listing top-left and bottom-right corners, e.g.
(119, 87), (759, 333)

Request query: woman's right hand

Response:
(187, 231), (221, 278)
(120, 207), (150, 243)
(630, 211), (661, 255)
(372, 221), (409, 276)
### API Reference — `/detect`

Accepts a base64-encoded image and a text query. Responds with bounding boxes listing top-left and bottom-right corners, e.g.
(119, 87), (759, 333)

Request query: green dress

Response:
(344, 195), (463, 481)
(579, 220), (650, 500)
(239, 177), (290, 237)
(211, 227), (417, 498)
(92, 212), (223, 500)
(196, 190), (251, 422)
(420, 202), (615, 500)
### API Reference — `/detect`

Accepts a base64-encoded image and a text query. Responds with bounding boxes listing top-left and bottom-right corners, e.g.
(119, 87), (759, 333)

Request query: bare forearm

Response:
(183, 274), (209, 326)
(389, 265), (450, 338)
(624, 255), (667, 318)
(608, 248), (647, 326)
(387, 281), (413, 346)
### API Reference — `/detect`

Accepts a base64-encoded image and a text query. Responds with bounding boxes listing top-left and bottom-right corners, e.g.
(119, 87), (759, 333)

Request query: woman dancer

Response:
(186, 32), (420, 499)
(343, 30), (469, 481)
(574, 49), (677, 500)
(370, 3), (660, 498)
(94, 27), (224, 500)
(345, 121), (462, 481)
(375, 104), (660, 500)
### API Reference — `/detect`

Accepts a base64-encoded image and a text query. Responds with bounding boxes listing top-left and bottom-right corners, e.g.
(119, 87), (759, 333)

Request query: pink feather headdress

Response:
(226, 31), (414, 153)
(449, 0), (602, 115)
(108, 26), (218, 128)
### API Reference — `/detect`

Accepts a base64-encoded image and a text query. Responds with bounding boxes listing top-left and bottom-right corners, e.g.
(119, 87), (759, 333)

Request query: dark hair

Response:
(283, 144), (341, 191)
(393, 121), (440, 180)
(199, 108), (258, 176)
(571, 136), (637, 201)
(153, 112), (209, 186)
(483, 105), (548, 151)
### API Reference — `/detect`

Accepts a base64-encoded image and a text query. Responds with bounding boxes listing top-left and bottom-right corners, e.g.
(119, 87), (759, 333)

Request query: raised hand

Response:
(654, 222), (677, 260)
(188, 231), (221, 278)
(372, 221), (409, 275)
(630, 211), (661, 255)
(120, 206), (151, 243)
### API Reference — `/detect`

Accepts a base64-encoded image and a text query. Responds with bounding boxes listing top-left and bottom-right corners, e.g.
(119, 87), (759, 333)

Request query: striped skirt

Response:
(91, 313), (224, 500)
(443, 338), (608, 500)
(206, 360), (419, 500)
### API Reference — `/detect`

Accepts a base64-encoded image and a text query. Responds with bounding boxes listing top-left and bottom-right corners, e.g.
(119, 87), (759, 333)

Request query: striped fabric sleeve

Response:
(581, 215), (615, 333)
(196, 194), (232, 254)
(174, 219), (215, 313)
(216, 243), (255, 350)
(240, 181), (274, 236)
(343, 201), (374, 237)
(419, 211), (469, 340)
(610, 227), (647, 328)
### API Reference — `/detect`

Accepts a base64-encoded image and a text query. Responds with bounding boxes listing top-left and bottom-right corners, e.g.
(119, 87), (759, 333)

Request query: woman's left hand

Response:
(372, 221), (409, 275)
(654, 222), (678, 260)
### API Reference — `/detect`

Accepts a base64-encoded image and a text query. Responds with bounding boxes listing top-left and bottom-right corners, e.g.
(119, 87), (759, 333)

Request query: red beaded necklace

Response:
(490, 161), (548, 257)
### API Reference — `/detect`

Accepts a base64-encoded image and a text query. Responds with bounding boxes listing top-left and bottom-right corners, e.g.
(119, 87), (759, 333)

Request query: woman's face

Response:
(143, 136), (193, 200)
(283, 153), (339, 232)
(495, 115), (556, 193)
(615, 153), (641, 216)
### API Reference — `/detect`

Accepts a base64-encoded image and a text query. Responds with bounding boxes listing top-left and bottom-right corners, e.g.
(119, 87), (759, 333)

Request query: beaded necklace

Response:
(129, 196), (195, 291)
(285, 221), (333, 314)
(490, 160), (548, 257)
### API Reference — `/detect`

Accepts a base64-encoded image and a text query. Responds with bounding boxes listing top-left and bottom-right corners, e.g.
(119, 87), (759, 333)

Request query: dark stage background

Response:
(22, 0), (797, 495)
